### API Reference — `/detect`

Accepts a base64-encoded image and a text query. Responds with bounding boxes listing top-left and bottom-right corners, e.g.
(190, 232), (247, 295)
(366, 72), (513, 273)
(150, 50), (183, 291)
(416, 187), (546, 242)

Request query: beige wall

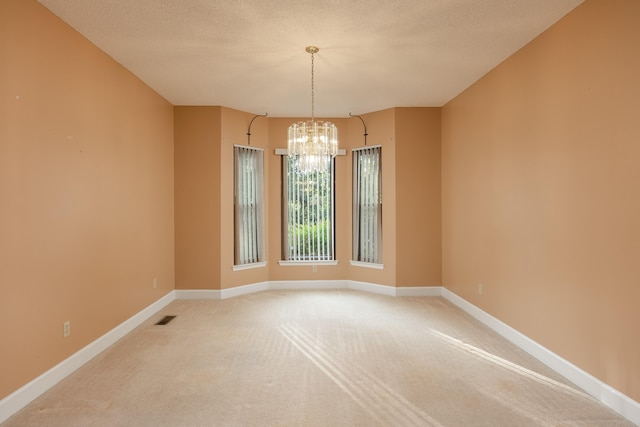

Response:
(346, 109), (397, 285)
(395, 108), (441, 287)
(220, 108), (270, 288)
(175, 108), (440, 289)
(0, 0), (175, 400)
(174, 107), (221, 289)
(441, 0), (640, 402)
(345, 108), (442, 288)
(174, 107), (272, 290)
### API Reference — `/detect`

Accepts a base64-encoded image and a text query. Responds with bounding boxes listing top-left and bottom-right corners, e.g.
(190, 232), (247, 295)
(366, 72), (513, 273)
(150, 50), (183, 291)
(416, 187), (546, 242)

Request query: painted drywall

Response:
(174, 111), (355, 288)
(0, 0), (175, 400)
(174, 107), (222, 290)
(441, 0), (640, 402)
(175, 108), (440, 289)
(345, 107), (441, 288)
(174, 107), (440, 288)
(175, 107), (273, 291)
(346, 109), (397, 286)
(219, 108), (270, 289)
(395, 108), (441, 287)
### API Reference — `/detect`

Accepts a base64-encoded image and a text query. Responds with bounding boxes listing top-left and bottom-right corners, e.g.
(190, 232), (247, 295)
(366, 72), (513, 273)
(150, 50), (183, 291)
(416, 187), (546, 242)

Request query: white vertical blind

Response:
(283, 156), (334, 261)
(234, 145), (264, 265)
(353, 146), (382, 264)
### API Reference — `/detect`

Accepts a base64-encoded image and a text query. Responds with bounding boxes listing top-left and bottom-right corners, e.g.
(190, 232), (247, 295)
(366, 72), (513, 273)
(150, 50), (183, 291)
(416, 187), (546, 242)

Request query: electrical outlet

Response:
(63, 321), (71, 337)
(312, 266), (317, 273)
(478, 283), (483, 295)
(153, 278), (158, 289)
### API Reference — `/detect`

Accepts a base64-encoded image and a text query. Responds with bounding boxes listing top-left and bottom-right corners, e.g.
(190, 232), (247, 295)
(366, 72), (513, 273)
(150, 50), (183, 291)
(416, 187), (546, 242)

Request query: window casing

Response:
(234, 145), (265, 267)
(352, 146), (382, 265)
(282, 155), (335, 262)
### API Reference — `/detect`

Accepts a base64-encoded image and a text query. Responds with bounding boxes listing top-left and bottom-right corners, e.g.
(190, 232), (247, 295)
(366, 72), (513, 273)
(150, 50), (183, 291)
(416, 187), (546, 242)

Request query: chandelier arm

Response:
(349, 113), (368, 146)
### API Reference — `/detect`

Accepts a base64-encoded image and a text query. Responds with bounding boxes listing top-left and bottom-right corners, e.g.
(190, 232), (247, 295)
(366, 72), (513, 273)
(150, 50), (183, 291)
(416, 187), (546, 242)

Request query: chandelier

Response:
(287, 46), (339, 174)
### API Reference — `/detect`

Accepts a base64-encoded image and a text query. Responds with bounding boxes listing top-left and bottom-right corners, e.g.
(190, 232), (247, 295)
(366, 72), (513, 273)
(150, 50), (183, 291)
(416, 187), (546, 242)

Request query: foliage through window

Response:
(282, 155), (335, 261)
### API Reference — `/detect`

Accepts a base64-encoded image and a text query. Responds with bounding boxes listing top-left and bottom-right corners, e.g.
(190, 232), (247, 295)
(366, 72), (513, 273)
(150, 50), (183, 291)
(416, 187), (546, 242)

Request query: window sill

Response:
(278, 260), (339, 267)
(232, 261), (267, 272)
(349, 260), (384, 270)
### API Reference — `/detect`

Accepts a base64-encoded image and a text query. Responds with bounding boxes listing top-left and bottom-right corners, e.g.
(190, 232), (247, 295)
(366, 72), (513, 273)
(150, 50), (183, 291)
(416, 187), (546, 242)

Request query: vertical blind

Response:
(283, 156), (335, 261)
(353, 146), (382, 264)
(234, 145), (264, 265)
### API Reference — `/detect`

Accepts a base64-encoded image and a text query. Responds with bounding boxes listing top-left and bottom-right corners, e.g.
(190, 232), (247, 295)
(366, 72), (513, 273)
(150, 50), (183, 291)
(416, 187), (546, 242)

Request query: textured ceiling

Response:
(38, 0), (584, 117)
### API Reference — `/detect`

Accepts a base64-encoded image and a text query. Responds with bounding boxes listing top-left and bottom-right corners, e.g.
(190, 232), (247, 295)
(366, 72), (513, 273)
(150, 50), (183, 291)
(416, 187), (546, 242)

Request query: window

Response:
(282, 155), (335, 262)
(234, 145), (265, 267)
(352, 146), (382, 265)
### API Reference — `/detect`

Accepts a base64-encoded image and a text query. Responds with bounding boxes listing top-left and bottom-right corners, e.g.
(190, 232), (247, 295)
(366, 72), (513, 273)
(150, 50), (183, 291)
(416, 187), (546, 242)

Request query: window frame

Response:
(351, 145), (383, 268)
(280, 154), (337, 265)
(233, 144), (266, 270)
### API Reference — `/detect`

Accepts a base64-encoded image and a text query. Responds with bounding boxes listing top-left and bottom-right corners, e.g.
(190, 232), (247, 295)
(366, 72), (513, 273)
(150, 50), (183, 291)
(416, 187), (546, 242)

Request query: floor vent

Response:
(155, 315), (176, 325)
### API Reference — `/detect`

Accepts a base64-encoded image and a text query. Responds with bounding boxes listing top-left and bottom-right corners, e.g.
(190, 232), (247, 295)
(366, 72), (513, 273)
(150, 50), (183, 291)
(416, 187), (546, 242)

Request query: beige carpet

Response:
(3, 290), (634, 426)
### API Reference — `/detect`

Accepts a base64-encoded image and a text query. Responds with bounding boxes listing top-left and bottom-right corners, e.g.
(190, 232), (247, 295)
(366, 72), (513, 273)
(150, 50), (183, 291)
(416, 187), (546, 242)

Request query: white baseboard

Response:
(441, 288), (640, 426)
(347, 280), (397, 295)
(172, 281), (441, 299)
(173, 282), (271, 300)
(0, 291), (175, 424)
(270, 280), (349, 290)
(173, 289), (222, 299)
(173, 280), (441, 298)
(347, 282), (442, 297)
(395, 286), (443, 297)
(222, 281), (270, 298)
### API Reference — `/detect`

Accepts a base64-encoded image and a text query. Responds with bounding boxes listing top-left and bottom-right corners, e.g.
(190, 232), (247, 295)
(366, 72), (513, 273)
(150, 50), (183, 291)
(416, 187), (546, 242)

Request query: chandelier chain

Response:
(310, 49), (315, 121)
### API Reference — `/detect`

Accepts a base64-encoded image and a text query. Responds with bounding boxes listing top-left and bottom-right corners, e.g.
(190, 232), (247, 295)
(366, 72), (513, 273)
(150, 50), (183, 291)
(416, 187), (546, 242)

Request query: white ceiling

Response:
(38, 0), (584, 117)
